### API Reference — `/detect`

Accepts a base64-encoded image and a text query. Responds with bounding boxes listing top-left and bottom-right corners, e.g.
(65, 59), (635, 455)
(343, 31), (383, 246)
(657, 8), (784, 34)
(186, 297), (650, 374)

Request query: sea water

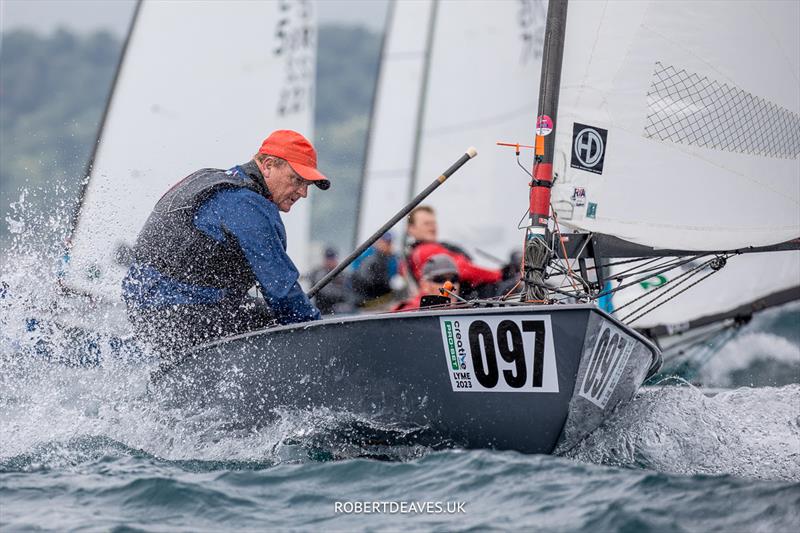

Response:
(1, 200), (799, 532)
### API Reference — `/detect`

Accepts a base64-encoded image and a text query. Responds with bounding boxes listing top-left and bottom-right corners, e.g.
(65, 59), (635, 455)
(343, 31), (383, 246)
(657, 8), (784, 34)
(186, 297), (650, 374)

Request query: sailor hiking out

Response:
(122, 130), (329, 358)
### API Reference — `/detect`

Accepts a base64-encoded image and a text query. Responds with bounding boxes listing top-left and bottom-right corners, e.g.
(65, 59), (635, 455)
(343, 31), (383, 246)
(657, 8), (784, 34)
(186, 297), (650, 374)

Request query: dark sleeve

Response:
(198, 189), (321, 324)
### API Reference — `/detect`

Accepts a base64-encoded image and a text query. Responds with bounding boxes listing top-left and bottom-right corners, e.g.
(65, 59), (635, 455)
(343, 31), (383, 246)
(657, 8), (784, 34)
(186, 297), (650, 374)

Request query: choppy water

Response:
(2, 198), (799, 531)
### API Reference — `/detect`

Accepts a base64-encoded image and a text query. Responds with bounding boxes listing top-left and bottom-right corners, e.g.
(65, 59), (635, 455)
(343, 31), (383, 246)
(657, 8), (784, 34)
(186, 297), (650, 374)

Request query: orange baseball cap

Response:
(258, 130), (330, 190)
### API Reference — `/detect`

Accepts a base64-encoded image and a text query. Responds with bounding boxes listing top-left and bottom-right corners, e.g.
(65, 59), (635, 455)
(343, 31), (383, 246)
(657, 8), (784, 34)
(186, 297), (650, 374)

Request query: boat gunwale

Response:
(174, 303), (661, 377)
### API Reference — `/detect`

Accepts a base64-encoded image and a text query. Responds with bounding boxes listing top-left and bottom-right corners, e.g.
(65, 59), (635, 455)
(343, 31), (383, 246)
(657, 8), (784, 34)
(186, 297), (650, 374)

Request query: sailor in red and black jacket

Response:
(405, 205), (502, 295)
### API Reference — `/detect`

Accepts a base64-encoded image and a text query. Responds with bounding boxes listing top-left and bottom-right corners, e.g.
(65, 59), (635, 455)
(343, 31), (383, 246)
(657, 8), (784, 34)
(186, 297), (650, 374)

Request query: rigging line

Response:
(620, 257), (723, 320)
(624, 265), (727, 324)
(586, 255), (661, 270)
(564, 231), (594, 275)
(516, 153), (534, 178)
(68, 0), (143, 241)
(660, 321), (734, 359)
(551, 204), (580, 293)
(625, 255), (732, 319)
(604, 256), (670, 279)
(613, 256), (718, 314)
(526, 280), (588, 300)
(612, 256), (696, 282)
(549, 261), (591, 293)
(680, 326), (741, 383)
(593, 255), (703, 300)
(589, 253), (715, 301)
(692, 326), (740, 368)
(614, 255), (689, 277)
(500, 279), (523, 300)
(402, 0), (438, 252)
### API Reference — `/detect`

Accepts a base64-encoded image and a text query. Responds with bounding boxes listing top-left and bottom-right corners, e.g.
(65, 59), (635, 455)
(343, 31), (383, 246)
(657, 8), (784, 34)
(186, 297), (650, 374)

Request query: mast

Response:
(523, 0), (567, 301)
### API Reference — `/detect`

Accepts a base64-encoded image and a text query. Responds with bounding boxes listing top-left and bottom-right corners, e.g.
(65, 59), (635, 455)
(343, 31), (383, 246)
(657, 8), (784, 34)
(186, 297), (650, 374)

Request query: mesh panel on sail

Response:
(644, 62), (800, 159)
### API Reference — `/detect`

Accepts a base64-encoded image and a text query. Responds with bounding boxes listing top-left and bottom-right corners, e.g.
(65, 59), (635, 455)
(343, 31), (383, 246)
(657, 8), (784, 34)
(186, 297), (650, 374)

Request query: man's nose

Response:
(299, 183), (309, 198)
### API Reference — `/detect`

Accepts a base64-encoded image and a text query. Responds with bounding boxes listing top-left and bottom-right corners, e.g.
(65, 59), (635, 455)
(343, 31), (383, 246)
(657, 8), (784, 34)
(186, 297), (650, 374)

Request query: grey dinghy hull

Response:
(153, 305), (661, 454)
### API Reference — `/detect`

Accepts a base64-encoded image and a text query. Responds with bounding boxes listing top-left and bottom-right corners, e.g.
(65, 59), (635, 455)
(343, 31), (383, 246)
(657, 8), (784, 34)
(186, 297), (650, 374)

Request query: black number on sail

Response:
(497, 320), (526, 388)
(468, 321), (499, 388)
(522, 320), (546, 387)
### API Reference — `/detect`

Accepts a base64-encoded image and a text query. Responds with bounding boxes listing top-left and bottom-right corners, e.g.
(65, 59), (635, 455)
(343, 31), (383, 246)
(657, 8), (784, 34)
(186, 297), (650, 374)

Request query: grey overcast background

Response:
(0, 0), (388, 34)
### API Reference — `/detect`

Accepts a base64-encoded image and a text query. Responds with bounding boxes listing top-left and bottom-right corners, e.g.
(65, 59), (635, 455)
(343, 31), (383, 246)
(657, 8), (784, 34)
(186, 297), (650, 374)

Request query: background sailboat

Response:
(62, 0), (317, 306)
(356, 0), (547, 264)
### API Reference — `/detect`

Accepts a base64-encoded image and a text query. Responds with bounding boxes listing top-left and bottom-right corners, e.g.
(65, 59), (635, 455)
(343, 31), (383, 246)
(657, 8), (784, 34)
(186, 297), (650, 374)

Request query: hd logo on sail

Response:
(571, 122), (608, 175)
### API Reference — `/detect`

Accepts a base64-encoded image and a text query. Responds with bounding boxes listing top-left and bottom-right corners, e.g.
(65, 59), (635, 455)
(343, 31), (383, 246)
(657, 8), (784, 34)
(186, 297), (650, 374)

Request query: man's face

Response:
(376, 238), (392, 255)
(264, 160), (312, 213)
(408, 211), (437, 242)
(419, 274), (459, 302)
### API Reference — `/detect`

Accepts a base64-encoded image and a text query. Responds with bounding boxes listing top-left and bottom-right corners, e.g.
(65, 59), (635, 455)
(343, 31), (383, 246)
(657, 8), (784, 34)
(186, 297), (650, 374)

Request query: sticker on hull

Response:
(439, 315), (559, 393)
(579, 321), (635, 409)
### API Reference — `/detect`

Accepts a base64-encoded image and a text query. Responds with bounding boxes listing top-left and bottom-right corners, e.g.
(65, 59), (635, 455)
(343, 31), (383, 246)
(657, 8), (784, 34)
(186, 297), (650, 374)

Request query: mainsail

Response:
(63, 0), (317, 303)
(356, 0), (548, 263)
(535, 0), (800, 336)
(549, 0), (799, 250)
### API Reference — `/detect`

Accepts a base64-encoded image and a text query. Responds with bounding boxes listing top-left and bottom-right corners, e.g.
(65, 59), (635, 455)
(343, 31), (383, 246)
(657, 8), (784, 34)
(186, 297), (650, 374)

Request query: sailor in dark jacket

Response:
(122, 130), (329, 357)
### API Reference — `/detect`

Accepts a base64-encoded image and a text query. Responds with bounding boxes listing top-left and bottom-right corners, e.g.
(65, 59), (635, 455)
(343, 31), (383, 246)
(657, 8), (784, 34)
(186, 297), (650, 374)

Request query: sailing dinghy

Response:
(153, 0), (669, 455)
(157, 0), (799, 453)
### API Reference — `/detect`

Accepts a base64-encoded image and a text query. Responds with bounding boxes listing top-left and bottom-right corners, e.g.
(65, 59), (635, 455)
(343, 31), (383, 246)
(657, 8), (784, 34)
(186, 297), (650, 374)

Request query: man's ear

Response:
(259, 158), (271, 178)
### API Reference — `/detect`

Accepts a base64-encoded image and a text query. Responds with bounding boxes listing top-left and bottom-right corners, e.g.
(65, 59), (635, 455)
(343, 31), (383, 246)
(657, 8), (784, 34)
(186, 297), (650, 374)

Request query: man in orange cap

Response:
(123, 130), (329, 359)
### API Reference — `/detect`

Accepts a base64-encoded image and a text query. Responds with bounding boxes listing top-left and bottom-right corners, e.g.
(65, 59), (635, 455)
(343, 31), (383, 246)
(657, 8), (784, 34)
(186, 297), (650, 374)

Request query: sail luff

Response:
(67, 0), (142, 245)
(354, 0), (436, 245)
(402, 0), (439, 249)
(351, 0), (396, 250)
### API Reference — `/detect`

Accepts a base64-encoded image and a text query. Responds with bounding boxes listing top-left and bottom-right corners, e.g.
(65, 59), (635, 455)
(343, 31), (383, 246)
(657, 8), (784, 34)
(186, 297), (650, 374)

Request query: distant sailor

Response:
(122, 130), (329, 357)
(393, 254), (461, 311)
(405, 205), (501, 296)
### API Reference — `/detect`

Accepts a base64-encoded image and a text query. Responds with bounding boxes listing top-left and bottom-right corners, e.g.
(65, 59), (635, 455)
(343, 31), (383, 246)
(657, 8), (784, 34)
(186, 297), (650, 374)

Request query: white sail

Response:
(550, 0), (800, 251)
(358, 0), (548, 264)
(64, 0), (316, 302)
(356, 0), (435, 244)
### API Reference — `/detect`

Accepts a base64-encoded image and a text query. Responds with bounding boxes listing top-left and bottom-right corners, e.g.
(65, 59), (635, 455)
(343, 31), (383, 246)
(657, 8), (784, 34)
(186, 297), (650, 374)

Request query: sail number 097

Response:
(468, 319), (546, 389)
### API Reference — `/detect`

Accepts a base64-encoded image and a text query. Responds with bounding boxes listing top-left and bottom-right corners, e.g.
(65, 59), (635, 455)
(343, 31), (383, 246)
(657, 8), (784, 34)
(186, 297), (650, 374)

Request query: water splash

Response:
(2, 184), (799, 480)
(564, 382), (800, 481)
